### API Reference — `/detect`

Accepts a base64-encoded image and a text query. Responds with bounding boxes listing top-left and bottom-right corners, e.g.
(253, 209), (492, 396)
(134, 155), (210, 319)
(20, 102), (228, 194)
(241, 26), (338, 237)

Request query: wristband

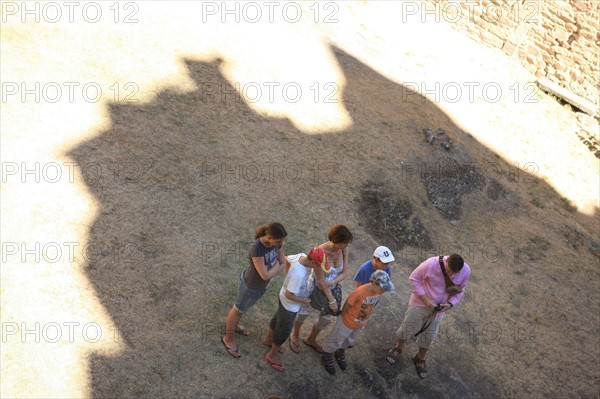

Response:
(329, 300), (336, 305)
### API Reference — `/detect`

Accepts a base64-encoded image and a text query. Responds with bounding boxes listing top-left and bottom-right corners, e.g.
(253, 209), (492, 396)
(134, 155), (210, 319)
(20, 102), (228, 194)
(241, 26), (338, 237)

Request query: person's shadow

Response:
(69, 46), (598, 398)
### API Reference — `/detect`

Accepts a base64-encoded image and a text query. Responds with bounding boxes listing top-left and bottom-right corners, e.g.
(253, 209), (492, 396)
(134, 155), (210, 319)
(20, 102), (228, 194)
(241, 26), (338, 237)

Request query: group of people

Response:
(221, 222), (470, 379)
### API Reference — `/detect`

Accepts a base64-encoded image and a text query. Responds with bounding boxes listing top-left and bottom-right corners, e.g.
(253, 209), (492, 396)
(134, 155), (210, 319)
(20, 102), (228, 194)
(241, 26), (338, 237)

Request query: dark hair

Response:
(327, 224), (353, 244)
(448, 254), (464, 273)
(255, 222), (287, 240)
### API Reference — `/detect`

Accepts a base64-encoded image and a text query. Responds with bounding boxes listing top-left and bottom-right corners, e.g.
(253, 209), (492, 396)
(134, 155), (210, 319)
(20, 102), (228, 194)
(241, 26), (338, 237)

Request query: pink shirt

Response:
(408, 256), (470, 314)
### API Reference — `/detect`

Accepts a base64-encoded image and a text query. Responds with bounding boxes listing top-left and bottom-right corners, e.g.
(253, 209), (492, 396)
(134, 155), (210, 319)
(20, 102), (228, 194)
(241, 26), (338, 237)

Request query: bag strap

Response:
(414, 308), (438, 337)
(438, 255), (455, 288)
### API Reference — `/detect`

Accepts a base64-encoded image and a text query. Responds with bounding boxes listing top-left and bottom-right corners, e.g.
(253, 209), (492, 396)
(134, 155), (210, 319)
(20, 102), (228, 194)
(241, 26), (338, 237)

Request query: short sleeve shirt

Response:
(342, 284), (380, 329)
(244, 239), (281, 290)
(353, 260), (391, 285)
(279, 254), (311, 312)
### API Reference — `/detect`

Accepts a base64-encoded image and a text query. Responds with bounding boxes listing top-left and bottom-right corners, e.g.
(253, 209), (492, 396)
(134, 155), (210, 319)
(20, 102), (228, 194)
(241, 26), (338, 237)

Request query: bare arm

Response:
(314, 267), (338, 312)
(284, 289), (311, 305)
(277, 244), (286, 269)
(284, 258), (291, 275)
(252, 256), (284, 281)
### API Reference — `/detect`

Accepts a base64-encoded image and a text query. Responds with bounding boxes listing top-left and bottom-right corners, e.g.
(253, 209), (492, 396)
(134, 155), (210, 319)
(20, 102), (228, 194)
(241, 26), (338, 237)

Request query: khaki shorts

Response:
(396, 305), (443, 349)
(323, 317), (363, 353)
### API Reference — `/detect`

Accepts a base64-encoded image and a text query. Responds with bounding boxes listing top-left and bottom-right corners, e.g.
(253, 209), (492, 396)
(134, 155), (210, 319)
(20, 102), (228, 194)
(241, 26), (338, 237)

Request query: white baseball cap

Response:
(373, 246), (395, 263)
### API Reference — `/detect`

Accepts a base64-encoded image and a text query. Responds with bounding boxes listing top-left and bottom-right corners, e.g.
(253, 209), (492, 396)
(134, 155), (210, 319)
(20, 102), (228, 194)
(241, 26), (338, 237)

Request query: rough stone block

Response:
(570, 68), (584, 83)
(571, 53), (585, 65)
(503, 40), (518, 56)
(527, 45), (542, 58)
(565, 22), (578, 33)
(489, 26), (507, 40)
(556, 69), (571, 82)
(554, 59), (568, 72)
(572, 0), (593, 12)
(578, 29), (596, 42)
(542, 11), (566, 27)
(557, 11), (577, 25)
(480, 29), (505, 47)
(545, 65), (556, 75)
(524, 62), (538, 74)
(508, 30), (523, 44)
(541, 51), (553, 64)
(547, 74), (560, 83)
(552, 45), (570, 56)
(552, 26), (570, 43)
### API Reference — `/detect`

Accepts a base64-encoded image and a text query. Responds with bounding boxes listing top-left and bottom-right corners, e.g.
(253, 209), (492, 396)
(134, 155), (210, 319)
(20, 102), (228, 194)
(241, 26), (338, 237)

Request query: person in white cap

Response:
(353, 246), (395, 288)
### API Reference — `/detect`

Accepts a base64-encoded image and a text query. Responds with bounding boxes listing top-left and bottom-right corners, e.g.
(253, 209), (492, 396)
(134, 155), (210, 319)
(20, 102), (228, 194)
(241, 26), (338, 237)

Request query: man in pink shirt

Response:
(386, 254), (470, 378)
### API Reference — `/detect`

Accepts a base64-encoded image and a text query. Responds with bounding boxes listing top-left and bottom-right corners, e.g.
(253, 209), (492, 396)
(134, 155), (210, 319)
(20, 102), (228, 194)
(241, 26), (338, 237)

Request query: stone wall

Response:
(423, 0), (599, 112)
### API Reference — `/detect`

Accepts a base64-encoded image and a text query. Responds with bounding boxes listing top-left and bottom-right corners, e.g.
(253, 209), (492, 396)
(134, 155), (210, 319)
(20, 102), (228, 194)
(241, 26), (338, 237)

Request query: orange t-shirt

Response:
(342, 284), (381, 329)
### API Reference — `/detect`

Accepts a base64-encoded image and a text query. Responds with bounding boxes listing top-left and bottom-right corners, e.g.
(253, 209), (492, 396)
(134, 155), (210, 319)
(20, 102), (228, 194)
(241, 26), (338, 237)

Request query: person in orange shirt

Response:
(320, 270), (395, 375)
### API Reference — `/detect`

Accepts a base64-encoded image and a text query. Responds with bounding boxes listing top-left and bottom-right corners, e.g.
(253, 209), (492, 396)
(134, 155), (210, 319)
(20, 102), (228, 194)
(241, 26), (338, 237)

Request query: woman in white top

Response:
(289, 224), (353, 353)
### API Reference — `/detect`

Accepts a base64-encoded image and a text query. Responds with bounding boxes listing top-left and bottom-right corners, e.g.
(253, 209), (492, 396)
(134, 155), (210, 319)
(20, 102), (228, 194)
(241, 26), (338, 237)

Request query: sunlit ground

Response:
(1, 1), (598, 397)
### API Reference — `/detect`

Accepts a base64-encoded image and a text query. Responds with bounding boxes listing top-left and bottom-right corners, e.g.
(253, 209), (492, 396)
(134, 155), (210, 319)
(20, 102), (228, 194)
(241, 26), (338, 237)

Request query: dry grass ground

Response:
(1, 1), (598, 398)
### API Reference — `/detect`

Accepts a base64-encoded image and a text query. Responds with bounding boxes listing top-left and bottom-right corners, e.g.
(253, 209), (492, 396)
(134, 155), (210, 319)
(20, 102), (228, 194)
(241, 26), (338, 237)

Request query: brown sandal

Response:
(413, 355), (427, 378)
(386, 347), (402, 365)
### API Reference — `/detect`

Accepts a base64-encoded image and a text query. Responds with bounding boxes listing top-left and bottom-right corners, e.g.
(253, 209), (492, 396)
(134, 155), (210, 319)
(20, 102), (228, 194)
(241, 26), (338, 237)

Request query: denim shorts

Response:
(234, 270), (266, 313)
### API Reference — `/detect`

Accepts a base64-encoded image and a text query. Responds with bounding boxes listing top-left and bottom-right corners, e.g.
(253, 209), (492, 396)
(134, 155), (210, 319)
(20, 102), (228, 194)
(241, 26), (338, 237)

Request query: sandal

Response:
(235, 324), (250, 336)
(322, 352), (336, 375)
(386, 347), (402, 365)
(334, 349), (347, 371)
(303, 339), (324, 354)
(289, 338), (300, 354)
(221, 337), (241, 358)
(263, 353), (285, 372)
(413, 355), (427, 379)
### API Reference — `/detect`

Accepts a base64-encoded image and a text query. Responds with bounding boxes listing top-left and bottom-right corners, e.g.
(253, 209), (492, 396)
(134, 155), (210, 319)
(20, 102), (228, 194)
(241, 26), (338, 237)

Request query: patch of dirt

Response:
(358, 182), (433, 250)
(562, 225), (600, 258)
(419, 156), (486, 220)
(486, 179), (509, 201)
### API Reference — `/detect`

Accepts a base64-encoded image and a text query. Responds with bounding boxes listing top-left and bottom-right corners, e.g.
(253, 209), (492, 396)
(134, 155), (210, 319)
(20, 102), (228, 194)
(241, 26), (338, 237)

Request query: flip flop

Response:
(302, 339), (324, 354)
(386, 347), (402, 365)
(262, 340), (285, 353)
(289, 338), (300, 354)
(263, 353), (285, 372)
(235, 325), (250, 336)
(221, 337), (241, 358)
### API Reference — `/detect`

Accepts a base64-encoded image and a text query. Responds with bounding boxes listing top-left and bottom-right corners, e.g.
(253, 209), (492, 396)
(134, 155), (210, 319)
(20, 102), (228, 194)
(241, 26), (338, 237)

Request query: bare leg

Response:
(224, 307), (243, 348)
(262, 327), (274, 346)
(303, 325), (324, 352)
(266, 343), (283, 364)
(395, 338), (406, 351)
(290, 317), (304, 343)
